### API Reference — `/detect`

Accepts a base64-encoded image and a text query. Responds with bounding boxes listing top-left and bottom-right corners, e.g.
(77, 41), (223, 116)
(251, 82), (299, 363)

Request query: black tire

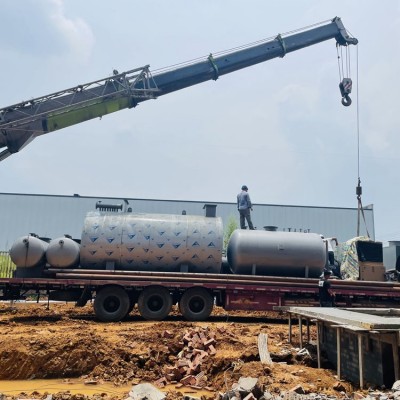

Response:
(94, 286), (130, 322)
(138, 286), (172, 320)
(179, 287), (214, 321)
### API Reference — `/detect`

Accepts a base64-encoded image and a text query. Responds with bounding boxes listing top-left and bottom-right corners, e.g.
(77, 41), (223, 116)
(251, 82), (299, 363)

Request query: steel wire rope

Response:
(347, 45), (351, 78)
(336, 33), (367, 236)
(338, 46), (345, 81)
(356, 44), (360, 182)
(354, 44), (370, 237)
(209, 19), (332, 58)
(336, 45), (342, 82)
(209, 20), (330, 58)
(345, 30), (359, 178)
(152, 20), (331, 75)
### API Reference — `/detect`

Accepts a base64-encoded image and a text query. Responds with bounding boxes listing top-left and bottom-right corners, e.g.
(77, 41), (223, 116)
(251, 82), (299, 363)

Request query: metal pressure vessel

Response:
(10, 235), (49, 268)
(46, 236), (80, 268)
(80, 211), (223, 273)
(227, 230), (326, 278)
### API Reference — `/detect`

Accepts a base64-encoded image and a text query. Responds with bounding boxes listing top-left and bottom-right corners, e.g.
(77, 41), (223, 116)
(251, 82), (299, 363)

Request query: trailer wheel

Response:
(179, 287), (214, 321)
(94, 286), (130, 322)
(138, 286), (172, 320)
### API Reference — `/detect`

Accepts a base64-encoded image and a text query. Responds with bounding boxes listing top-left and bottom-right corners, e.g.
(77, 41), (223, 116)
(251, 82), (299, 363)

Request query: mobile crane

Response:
(0, 17), (357, 161)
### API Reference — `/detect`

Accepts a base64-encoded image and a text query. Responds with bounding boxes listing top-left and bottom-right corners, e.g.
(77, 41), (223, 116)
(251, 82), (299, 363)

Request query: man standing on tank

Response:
(237, 185), (255, 230)
(318, 269), (335, 307)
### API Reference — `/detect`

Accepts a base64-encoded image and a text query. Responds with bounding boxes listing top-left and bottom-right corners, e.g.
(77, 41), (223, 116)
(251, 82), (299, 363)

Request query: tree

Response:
(223, 215), (238, 252)
(0, 252), (14, 278)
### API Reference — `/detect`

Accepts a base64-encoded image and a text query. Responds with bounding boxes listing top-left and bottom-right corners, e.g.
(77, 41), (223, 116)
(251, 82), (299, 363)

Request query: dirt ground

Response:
(0, 302), (368, 400)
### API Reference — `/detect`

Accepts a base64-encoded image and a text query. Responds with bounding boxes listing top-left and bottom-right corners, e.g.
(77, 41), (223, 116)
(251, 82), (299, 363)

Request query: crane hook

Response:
(341, 94), (352, 107)
(339, 78), (353, 107)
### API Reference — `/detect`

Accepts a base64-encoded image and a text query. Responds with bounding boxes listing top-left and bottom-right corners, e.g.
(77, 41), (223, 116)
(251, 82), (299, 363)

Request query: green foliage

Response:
(223, 215), (239, 251)
(0, 252), (15, 278)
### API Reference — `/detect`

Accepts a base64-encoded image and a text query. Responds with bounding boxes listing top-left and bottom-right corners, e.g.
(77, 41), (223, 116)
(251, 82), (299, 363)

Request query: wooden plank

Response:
(392, 333), (400, 381)
(337, 327), (341, 379)
(358, 334), (364, 389)
(316, 321), (321, 369)
(299, 318), (303, 348)
(257, 333), (272, 365)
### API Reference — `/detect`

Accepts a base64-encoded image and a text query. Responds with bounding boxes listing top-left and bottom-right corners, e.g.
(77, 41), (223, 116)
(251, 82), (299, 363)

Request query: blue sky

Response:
(0, 0), (399, 243)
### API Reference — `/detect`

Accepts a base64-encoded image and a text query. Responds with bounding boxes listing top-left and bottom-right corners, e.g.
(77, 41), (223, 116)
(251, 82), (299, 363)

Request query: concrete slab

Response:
(281, 307), (400, 330)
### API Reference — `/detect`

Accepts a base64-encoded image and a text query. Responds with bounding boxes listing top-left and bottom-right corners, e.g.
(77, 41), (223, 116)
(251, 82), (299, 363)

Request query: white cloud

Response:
(48, 0), (94, 63)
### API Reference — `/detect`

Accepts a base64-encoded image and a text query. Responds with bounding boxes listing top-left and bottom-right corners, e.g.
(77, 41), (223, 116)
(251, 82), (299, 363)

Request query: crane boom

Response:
(0, 17), (357, 161)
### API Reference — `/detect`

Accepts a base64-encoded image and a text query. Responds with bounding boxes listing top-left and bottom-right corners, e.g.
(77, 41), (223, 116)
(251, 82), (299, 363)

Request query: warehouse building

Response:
(0, 192), (374, 251)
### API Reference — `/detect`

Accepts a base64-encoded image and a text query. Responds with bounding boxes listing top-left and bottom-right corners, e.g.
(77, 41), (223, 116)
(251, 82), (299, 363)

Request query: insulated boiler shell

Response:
(46, 237), (80, 268)
(10, 235), (49, 268)
(80, 211), (223, 273)
(227, 230), (326, 278)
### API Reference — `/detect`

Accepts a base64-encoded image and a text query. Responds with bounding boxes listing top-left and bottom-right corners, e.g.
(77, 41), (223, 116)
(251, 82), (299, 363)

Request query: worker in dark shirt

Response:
(237, 185), (254, 230)
(319, 269), (335, 307)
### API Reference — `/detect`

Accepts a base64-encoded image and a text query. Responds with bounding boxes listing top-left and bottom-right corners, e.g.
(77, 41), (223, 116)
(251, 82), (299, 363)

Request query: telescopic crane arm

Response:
(0, 17), (357, 161)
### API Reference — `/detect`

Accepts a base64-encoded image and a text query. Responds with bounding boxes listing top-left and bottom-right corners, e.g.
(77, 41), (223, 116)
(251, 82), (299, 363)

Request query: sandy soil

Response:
(0, 302), (364, 399)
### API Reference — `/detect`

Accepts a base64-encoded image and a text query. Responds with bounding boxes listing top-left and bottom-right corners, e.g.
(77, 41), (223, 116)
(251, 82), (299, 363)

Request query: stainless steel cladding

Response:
(227, 230), (326, 278)
(80, 212), (223, 273)
(46, 237), (80, 268)
(10, 235), (49, 268)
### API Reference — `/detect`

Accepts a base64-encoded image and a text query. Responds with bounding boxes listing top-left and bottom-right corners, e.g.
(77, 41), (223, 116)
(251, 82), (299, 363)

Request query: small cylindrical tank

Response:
(227, 230), (326, 278)
(46, 236), (80, 268)
(10, 235), (49, 268)
(80, 211), (223, 273)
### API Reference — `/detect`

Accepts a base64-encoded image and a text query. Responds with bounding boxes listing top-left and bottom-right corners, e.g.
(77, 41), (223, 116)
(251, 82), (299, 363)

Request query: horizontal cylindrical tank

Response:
(80, 211), (223, 273)
(227, 230), (326, 278)
(10, 235), (49, 268)
(46, 236), (80, 268)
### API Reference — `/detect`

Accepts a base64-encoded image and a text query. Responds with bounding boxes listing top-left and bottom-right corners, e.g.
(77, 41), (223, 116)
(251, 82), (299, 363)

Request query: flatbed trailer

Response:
(1, 270), (400, 322)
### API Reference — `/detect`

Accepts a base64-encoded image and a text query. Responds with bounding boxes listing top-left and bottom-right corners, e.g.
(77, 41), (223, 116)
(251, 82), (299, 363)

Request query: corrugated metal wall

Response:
(0, 192), (374, 251)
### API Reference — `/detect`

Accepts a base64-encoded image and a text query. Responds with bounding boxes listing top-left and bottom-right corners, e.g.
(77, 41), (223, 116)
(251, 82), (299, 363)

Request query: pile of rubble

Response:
(126, 378), (400, 400)
(218, 377), (400, 400)
(154, 327), (217, 390)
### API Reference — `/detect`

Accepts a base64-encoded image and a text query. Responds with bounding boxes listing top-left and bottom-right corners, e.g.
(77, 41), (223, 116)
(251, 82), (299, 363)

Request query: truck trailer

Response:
(1, 204), (399, 323)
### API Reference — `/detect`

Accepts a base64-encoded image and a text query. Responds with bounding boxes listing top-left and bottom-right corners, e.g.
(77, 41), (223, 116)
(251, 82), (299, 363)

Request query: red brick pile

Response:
(154, 326), (217, 389)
